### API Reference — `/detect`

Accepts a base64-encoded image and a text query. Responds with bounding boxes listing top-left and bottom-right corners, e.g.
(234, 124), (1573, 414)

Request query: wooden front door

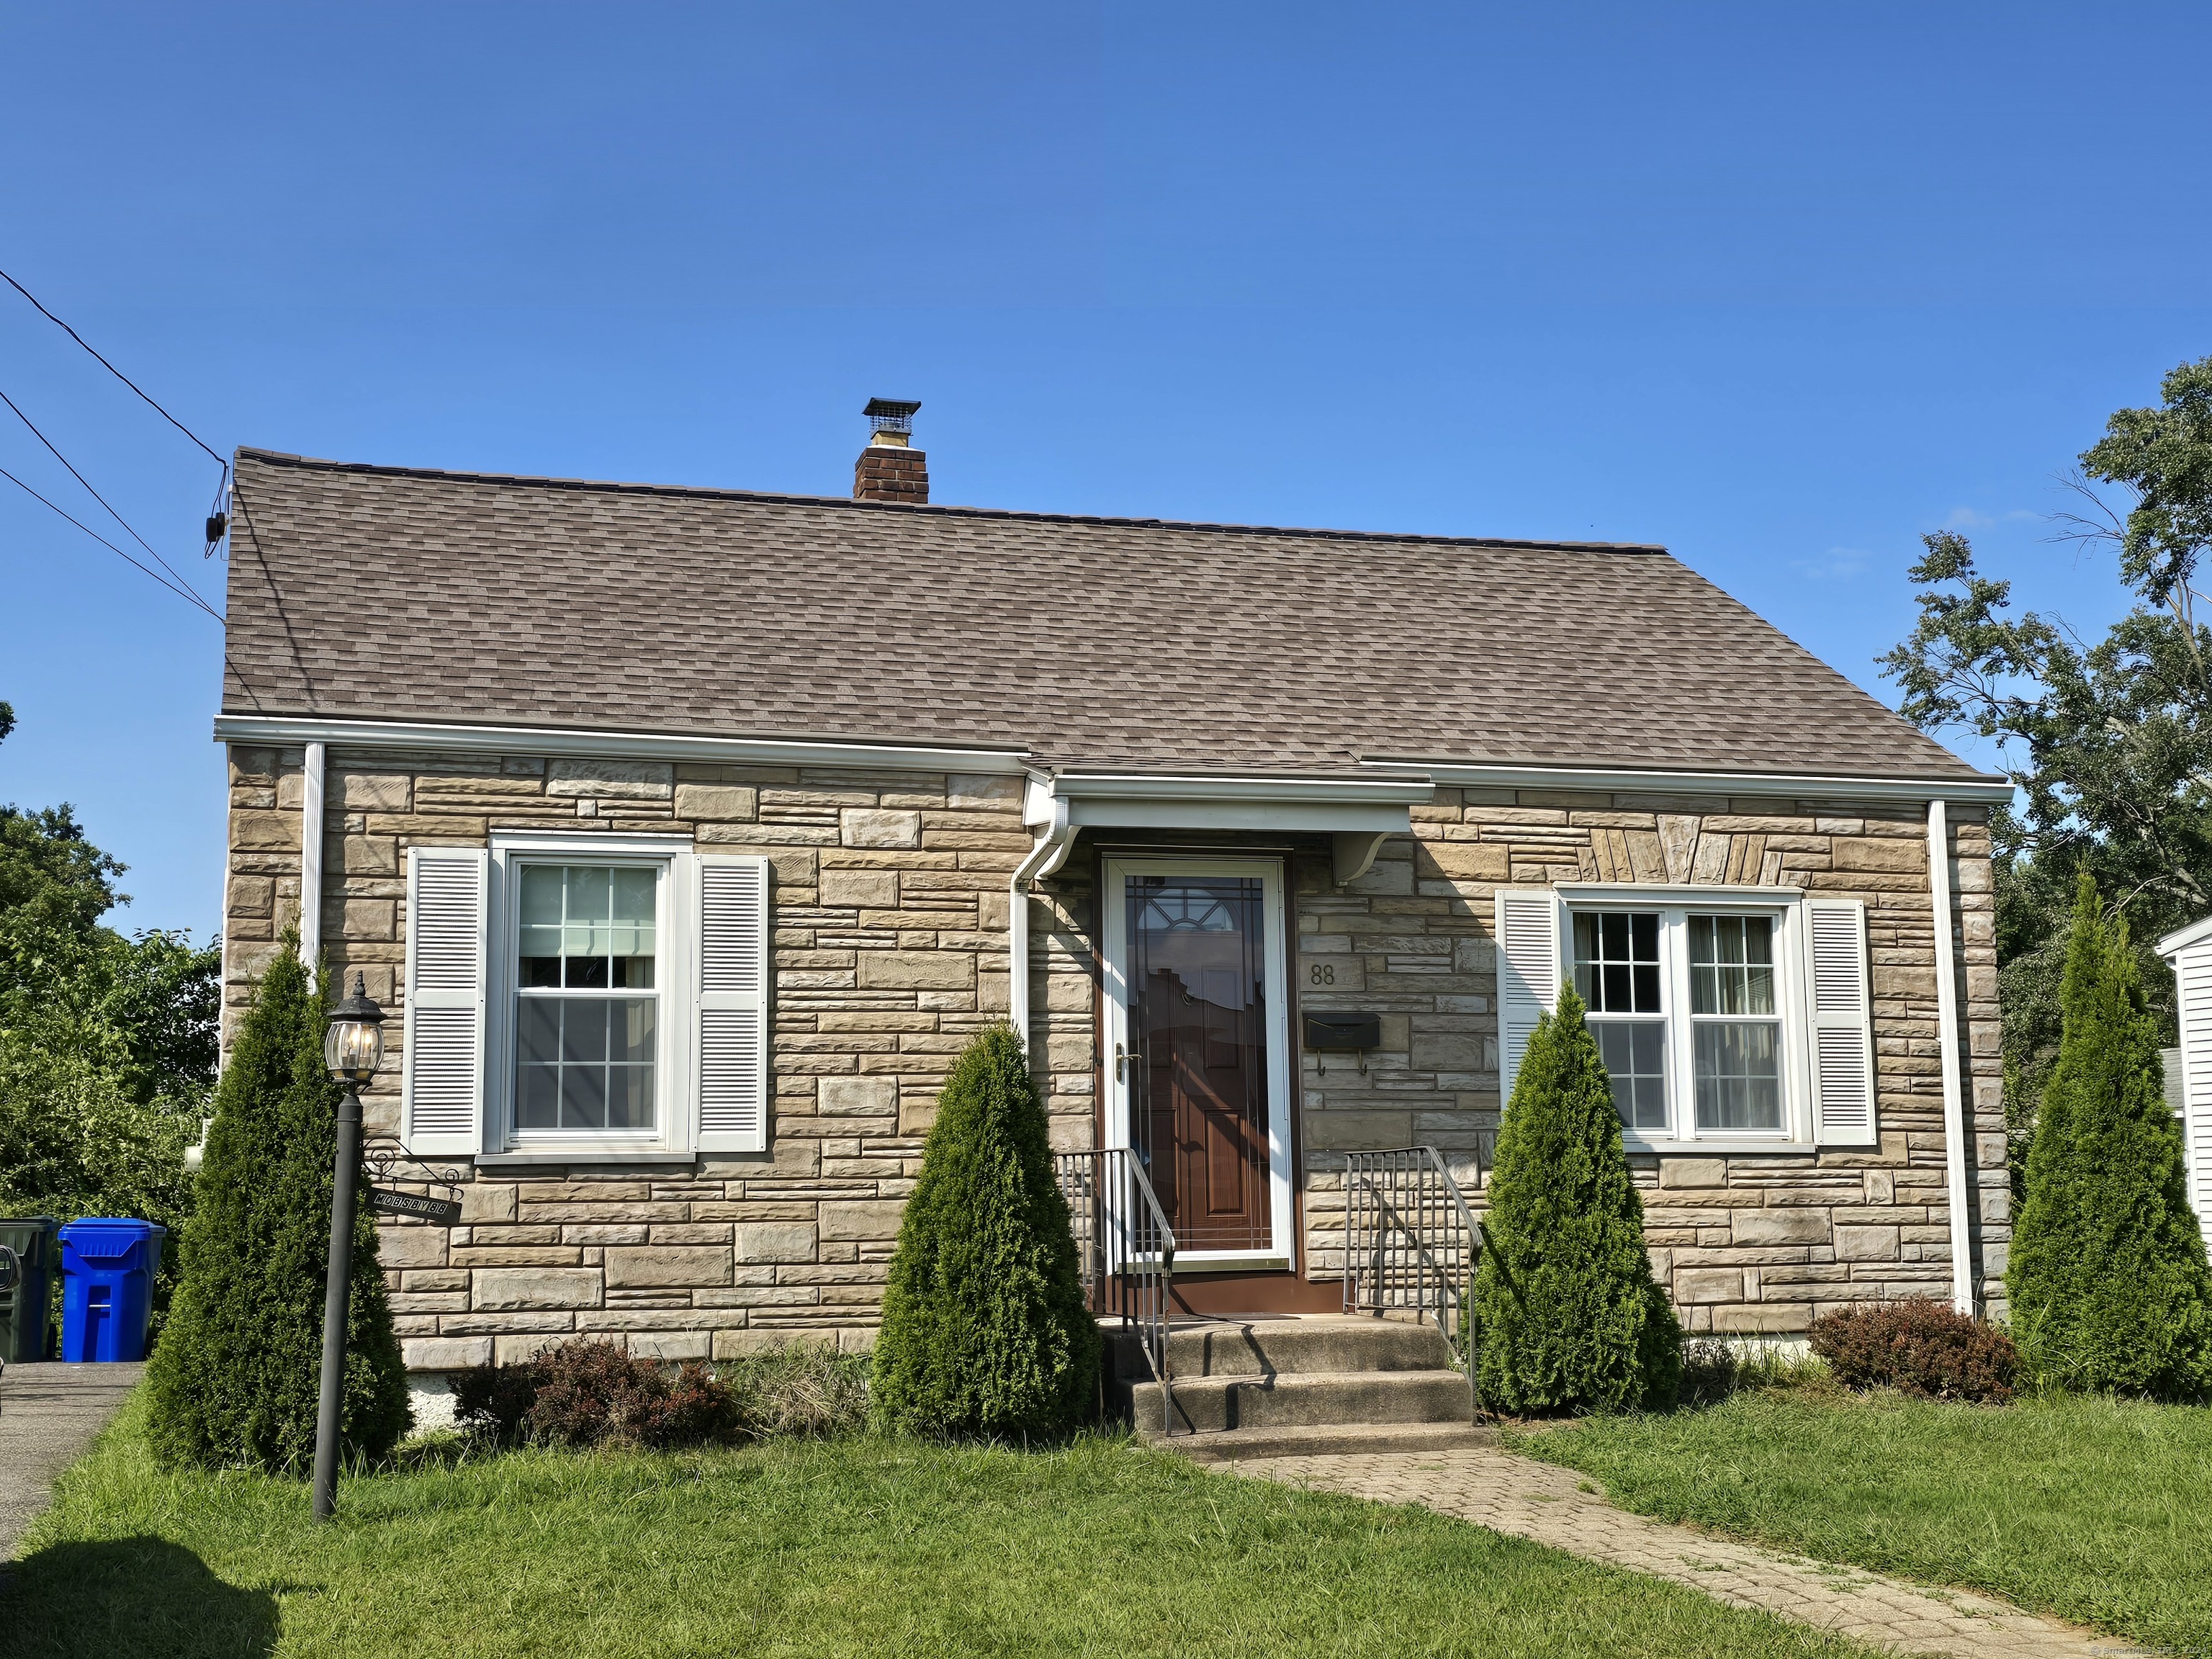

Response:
(1107, 863), (1287, 1259)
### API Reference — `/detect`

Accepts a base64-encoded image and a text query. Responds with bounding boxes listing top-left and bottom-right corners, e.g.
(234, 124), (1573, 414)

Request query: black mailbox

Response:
(1303, 1012), (1380, 1052)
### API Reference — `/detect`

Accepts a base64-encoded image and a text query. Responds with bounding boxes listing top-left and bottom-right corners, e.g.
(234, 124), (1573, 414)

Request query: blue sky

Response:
(2, 2), (2208, 940)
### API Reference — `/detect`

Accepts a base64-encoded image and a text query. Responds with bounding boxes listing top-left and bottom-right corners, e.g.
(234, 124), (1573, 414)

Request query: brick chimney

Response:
(853, 397), (927, 503)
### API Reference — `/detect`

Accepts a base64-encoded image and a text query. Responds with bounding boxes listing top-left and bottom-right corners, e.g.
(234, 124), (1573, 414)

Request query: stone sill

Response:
(1622, 1140), (1821, 1156)
(474, 1150), (700, 1169)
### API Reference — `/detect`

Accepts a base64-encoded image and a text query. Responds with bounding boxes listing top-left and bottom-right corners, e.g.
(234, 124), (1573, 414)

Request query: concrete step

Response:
(1147, 1420), (1501, 1462)
(1130, 1367), (1473, 1434)
(1107, 1316), (1455, 1382)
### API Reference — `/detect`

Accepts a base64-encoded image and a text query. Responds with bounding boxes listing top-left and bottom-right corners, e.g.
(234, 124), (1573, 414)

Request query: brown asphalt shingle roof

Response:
(220, 447), (1988, 783)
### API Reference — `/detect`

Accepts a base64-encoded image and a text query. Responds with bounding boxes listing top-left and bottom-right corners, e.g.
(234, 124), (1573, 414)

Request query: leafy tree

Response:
(0, 711), (219, 1323)
(1880, 356), (2212, 1164)
(1473, 984), (1681, 1413)
(2007, 876), (2212, 1397)
(873, 1025), (1097, 1439)
(146, 941), (410, 1471)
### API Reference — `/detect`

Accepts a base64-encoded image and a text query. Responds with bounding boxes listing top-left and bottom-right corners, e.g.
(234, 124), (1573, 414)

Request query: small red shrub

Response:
(454, 1339), (749, 1449)
(1807, 1301), (2018, 1403)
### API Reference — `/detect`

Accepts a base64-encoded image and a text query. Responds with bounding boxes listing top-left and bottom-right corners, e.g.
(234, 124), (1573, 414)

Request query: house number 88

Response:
(1309, 963), (1335, 985)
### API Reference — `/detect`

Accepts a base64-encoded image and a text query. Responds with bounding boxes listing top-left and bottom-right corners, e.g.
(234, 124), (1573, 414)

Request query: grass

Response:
(0, 1394), (1893, 1659)
(1515, 1385), (2212, 1655)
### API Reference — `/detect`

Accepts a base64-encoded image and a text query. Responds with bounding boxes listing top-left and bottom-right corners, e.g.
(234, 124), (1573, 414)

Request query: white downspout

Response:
(1927, 799), (1976, 1316)
(1008, 785), (1075, 1052)
(300, 740), (326, 988)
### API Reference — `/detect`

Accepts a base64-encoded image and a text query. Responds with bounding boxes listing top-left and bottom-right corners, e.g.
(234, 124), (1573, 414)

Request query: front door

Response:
(1102, 856), (1293, 1267)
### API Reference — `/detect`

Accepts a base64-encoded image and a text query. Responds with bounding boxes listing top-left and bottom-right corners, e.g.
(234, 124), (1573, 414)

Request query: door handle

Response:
(1115, 1043), (1126, 1081)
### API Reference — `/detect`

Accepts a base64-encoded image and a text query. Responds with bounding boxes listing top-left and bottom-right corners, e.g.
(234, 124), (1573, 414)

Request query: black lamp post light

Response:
(314, 972), (385, 1522)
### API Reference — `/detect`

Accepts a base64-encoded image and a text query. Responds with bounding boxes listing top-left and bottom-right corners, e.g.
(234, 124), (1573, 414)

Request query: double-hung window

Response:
(1496, 886), (1876, 1149)
(515, 863), (662, 1138)
(397, 834), (772, 1161)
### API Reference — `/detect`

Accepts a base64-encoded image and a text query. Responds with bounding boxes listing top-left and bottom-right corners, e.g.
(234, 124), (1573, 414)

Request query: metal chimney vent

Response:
(863, 397), (921, 441)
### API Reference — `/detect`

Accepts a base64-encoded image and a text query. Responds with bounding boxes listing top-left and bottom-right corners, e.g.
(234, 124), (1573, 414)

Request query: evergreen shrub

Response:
(1809, 1302), (2019, 1403)
(453, 1338), (747, 1449)
(2007, 876), (2212, 1398)
(144, 943), (410, 1470)
(871, 1024), (1098, 1439)
(1473, 984), (1681, 1413)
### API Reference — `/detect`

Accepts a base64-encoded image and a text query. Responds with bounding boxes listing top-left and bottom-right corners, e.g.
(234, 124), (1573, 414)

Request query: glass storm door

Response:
(1103, 858), (1293, 1265)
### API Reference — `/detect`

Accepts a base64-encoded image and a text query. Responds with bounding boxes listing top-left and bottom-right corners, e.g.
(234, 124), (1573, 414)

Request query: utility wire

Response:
(0, 462), (222, 623)
(0, 265), (225, 469)
(0, 386), (214, 607)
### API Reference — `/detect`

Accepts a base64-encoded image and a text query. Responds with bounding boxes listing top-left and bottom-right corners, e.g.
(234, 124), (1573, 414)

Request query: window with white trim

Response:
(514, 863), (662, 1136)
(398, 835), (771, 1161)
(1498, 885), (1876, 1150)
(1569, 905), (1792, 1138)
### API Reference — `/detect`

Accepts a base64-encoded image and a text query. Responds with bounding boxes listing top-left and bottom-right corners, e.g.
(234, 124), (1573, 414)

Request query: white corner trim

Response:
(1928, 799), (1977, 1316)
(299, 741), (325, 989)
(214, 713), (1032, 775)
(1367, 757), (2016, 806)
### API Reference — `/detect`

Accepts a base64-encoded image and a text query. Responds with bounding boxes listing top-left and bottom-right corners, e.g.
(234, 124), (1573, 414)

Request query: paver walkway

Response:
(1222, 1446), (2117, 1659)
(0, 1362), (143, 1560)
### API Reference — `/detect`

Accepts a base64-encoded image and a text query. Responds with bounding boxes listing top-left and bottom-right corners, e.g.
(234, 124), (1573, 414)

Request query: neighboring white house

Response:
(2156, 918), (2212, 1254)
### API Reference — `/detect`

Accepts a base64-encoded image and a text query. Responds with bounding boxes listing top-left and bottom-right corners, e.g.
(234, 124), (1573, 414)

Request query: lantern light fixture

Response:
(323, 973), (386, 1087)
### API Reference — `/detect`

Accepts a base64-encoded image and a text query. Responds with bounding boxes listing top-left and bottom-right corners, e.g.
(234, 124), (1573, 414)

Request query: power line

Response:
(0, 265), (225, 469)
(0, 462), (222, 623)
(0, 386), (215, 608)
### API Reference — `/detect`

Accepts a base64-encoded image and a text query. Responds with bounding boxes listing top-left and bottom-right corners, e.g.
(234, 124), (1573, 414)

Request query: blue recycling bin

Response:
(58, 1219), (166, 1362)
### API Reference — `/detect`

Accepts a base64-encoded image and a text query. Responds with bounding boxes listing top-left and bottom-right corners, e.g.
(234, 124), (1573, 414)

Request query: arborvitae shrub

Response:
(1809, 1301), (2018, 1403)
(1473, 984), (1681, 1413)
(872, 1025), (1098, 1439)
(452, 1338), (748, 1450)
(2008, 876), (2212, 1398)
(145, 943), (410, 1470)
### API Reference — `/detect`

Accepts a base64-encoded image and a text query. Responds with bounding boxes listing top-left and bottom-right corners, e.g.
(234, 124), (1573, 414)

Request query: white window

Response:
(1497, 886), (1876, 1151)
(399, 835), (770, 1161)
(513, 861), (664, 1139)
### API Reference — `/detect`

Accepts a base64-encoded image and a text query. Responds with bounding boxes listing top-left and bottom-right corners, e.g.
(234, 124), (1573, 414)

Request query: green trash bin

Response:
(0, 1217), (60, 1362)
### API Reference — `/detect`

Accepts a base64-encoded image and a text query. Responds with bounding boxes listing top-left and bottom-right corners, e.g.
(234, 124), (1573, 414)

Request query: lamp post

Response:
(314, 973), (385, 1522)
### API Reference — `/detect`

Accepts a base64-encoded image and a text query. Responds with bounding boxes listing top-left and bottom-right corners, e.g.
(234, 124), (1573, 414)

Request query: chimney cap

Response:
(863, 397), (921, 438)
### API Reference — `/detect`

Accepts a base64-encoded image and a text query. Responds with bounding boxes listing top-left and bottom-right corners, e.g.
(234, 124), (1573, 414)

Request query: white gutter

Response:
(300, 741), (326, 991)
(213, 713), (1030, 775)
(1928, 799), (1977, 1315)
(1008, 785), (1076, 1050)
(1370, 757), (2016, 806)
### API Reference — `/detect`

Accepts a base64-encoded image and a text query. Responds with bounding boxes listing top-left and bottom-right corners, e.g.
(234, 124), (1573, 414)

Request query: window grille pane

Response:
(513, 856), (660, 1138)
(1596, 1020), (1668, 1130)
(1694, 1021), (1782, 1129)
(1572, 911), (1663, 1014)
(1690, 914), (1775, 1016)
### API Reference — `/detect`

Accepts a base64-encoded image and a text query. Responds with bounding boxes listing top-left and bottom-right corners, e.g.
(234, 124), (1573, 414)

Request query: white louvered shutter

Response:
(402, 848), (488, 1157)
(1806, 898), (1876, 1145)
(695, 854), (770, 1153)
(1494, 889), (1562, 1104)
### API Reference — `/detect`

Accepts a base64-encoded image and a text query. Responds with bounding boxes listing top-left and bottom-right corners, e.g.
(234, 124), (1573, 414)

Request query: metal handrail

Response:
(1054, 1147), (1177, 1436)
(1342, 1146), (1482, 1409)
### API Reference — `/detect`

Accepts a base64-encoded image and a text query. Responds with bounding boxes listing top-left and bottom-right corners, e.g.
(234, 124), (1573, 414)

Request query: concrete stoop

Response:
(1111, 1315), (1485, 1462)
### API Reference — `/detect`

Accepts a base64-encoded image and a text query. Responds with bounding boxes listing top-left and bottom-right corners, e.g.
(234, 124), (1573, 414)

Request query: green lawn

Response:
(1516, 1388), (2212, 1656)
(1, 1395), (1888, 1659)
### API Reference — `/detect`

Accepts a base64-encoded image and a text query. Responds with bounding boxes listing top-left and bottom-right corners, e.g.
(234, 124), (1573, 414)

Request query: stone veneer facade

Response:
(222, 744), (2007, 1370)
